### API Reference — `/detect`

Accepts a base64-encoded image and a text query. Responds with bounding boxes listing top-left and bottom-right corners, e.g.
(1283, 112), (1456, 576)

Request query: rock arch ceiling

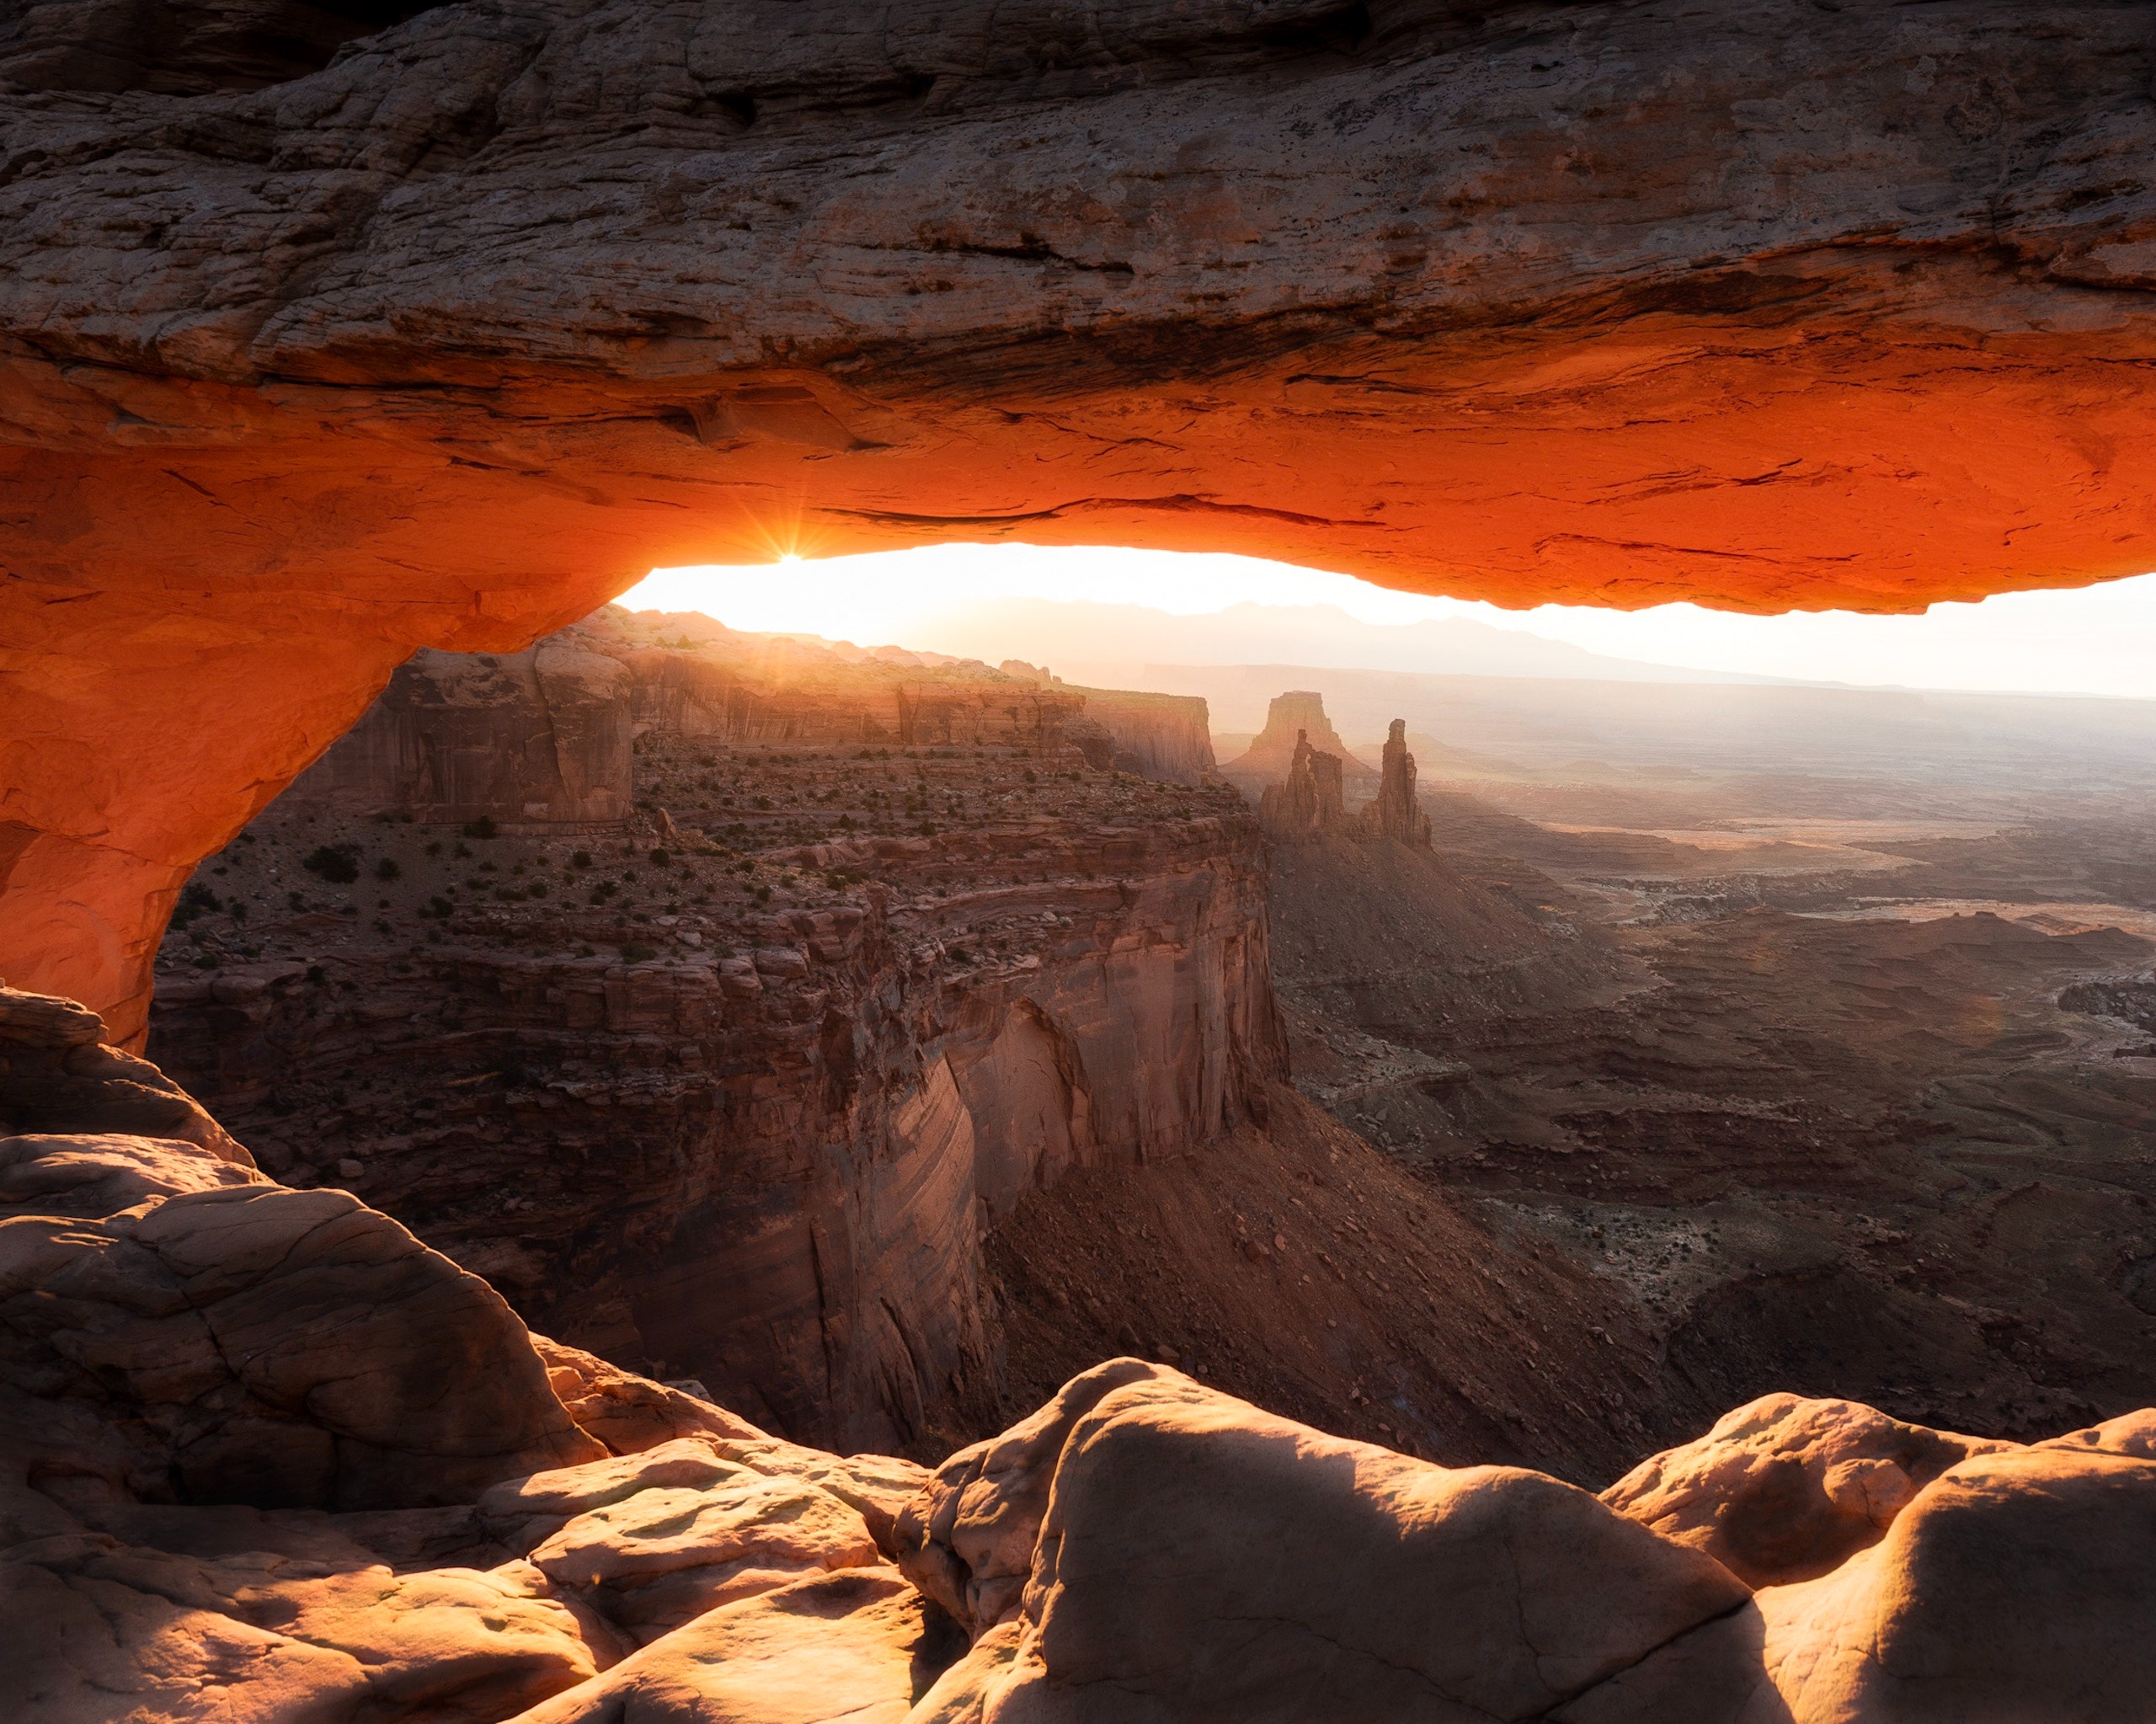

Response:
(4, 0), (2156, 1040)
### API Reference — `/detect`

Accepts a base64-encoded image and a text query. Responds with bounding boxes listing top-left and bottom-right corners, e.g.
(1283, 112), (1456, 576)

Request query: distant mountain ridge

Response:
(910, 597), (1792, 687)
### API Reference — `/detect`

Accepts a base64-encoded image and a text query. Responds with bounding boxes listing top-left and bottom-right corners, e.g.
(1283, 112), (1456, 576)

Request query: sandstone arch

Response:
(7, 0), (2156, 1038)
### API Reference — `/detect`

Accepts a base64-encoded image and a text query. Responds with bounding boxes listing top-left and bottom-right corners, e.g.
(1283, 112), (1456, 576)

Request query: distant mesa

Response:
(1222, 691), (1379, 787)
(284, 609), (1219, 835)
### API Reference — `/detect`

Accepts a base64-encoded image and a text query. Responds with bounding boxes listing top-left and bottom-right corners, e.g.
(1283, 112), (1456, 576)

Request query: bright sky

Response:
(617, 544), (2156, 701)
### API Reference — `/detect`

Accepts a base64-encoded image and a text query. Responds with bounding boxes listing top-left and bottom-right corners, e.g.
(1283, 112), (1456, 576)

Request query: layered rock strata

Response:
(1059, 687), (1216, 785)
(149, 664), (1282, 1454)
(286, 635), (634, 831)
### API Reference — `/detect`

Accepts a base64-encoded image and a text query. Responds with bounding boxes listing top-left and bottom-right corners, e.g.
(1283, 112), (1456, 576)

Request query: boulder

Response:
(500, 1567), (954, 1724)
(898, 1360), (1753, 1721)
(1601, 1393), (2016, 1588)
(1758, 1444), (2156, 1721)
(0, 987), (250, 1165)
(0, 1131), (264, 1220)
(0, 1134), (605, 1511)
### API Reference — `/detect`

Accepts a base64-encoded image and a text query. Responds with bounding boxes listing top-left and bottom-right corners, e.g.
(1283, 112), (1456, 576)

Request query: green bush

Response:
(374, 857), (401, 881)
(462, 815), (498, 840)
(302, 845), (361, 883)
(619, 942), (658, 963)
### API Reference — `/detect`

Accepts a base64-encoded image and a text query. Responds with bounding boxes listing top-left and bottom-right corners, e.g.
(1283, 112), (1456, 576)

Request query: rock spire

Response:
(1257, 729), (1348, 837)
(1360, 719), (1433, 848)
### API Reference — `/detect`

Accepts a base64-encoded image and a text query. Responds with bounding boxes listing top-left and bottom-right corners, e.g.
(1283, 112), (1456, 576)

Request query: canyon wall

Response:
(286, 607), (1214, 829)
(148, 631), (1281, 1454)
(285, 638), (634, 830)
(11, 1), (2156, 1032)
(1062, 687), (1216, 785)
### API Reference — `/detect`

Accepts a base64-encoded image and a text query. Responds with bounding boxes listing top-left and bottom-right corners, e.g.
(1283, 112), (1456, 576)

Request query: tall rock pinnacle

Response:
(1360, 720), (1432, 848)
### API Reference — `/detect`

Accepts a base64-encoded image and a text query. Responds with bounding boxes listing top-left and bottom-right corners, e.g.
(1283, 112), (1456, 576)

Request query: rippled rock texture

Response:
(11, 0), (2156, 1032)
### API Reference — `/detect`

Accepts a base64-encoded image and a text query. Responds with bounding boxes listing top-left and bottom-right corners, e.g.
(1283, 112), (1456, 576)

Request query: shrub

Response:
(619, 941), (658, 962)
(374, 857), (401, 881)
(171, 882), (221, 929)
(462, 815), (497, 840)
(571, 850), (593, 869)
(648, 848), (670, 866)
(302, 844), (360, 883)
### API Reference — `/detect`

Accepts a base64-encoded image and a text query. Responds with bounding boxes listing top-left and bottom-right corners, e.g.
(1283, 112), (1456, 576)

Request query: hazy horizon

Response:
(620, 544), (2156, 704)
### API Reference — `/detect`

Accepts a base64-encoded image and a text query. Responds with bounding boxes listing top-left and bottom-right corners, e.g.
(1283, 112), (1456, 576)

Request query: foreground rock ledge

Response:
(2, 987), (2152, 1720)
(11, 0), (2156, 1033)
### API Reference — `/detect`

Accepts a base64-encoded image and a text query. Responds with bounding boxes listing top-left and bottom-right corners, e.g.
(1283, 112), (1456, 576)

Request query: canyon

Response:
(141, 613), (1676, 1480)
(8, 0), (2156, 1711)
(6, 977), (2156, 1720)
(1261, 687), (2156, 1452)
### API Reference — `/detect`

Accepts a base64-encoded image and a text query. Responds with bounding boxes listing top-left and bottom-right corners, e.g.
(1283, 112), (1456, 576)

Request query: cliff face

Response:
(148, 635), (1282, 1454)
(286, 638), (634, 830)
(1061, 686), (1216, 785)
(10, 1), (2156, 1034)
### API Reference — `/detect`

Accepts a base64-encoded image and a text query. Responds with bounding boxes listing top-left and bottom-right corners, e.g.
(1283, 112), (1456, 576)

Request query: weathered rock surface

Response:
(1257, 729), (1349, 838)
(898, 1360), (1755, 1721)
(13, 0), (2156, 1033)
(1602, 1393), (2017, 1589)
(504, 1567), (952, 1724)
(1756, 1444), (2156, 1721)
(0, 986), (249, 1164)
(150, 658), (1283, 1455)
(0, 1008), (939, 1721)
(3, 1020), (2153, 1722)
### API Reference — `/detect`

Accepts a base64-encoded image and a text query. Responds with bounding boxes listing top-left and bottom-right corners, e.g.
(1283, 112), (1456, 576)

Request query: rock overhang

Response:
(7, 0), (2156, 1036)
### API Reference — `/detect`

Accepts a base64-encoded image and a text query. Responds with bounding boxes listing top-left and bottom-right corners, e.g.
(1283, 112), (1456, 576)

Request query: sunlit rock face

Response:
(8, 0), (2156, 1035)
